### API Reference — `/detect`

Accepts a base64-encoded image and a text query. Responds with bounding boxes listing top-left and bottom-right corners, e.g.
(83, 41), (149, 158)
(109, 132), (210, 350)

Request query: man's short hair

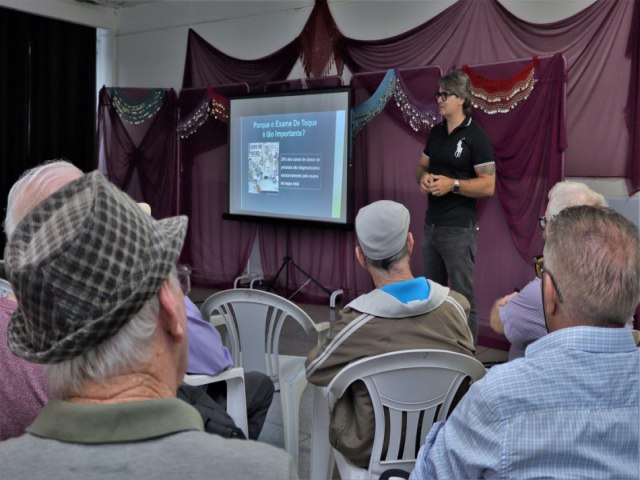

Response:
(546, 181), (607, 220)
(440, 71), (473, 116)
(544, 206), (639, 326)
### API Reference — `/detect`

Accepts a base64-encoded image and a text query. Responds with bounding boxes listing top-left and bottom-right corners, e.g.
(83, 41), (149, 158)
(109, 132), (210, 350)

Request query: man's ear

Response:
(158, 280), (186, 340)
(542, 274), (560, 331)
(406, 232), (414, 256)
(355, 245), (366, 268)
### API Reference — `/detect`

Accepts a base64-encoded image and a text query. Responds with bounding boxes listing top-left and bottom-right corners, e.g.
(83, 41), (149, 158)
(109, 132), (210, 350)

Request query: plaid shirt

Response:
(411, 326), (640, 480)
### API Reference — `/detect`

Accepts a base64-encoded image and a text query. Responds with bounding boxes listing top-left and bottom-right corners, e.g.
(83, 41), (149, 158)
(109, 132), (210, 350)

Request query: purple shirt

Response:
(499, 277), (546, 360)
(0, 297), (50, 440)
(185, 296), (233, 375)
(500, 278), (635, 360)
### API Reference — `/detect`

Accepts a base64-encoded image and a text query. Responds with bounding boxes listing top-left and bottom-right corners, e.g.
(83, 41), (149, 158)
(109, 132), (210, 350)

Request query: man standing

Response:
(0, 171), (296, 479)
(416, 71), (495, 343)
(306, 200), (474, 468)
(411, 206), (640, 479)
(490, 181), (608, 359)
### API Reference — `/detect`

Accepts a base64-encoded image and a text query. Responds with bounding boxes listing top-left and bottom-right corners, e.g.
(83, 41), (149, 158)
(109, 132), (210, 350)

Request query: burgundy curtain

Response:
(96, 87), (178, 219)
(627, 0), (640, 192)
(181, 30), (300, 92)
(337, 0), (637, 190)
(178, 84), (257, 288)
(469, 55), (566, 347)
(181, 0), (638, 189)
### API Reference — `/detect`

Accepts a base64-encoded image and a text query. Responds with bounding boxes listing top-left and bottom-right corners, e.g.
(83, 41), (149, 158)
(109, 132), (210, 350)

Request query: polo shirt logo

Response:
(455, 138), (465, 158)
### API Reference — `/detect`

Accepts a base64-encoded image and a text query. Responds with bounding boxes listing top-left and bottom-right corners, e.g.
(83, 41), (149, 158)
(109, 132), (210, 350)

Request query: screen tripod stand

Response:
(266, 255), (343, 309)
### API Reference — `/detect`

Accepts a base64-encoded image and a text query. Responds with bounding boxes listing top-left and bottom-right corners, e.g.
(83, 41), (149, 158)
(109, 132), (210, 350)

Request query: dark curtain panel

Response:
(182, 29), (300, 92)
(178, 84), (256, 288)
(0, 7), (95, 252)
(96, 87), (178, 220)
(627, 0), (640, 193)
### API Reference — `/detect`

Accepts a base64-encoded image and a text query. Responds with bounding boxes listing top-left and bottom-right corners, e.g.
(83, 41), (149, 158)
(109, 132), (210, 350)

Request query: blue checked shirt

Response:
(410, 326), (640, 479)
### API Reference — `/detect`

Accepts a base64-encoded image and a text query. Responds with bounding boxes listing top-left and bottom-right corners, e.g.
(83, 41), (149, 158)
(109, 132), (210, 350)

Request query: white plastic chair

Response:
(183, 366), (249, 438)
(0, 278), (12, 298)
(311, 349), (486, 480)
(200, 289), (330, 464)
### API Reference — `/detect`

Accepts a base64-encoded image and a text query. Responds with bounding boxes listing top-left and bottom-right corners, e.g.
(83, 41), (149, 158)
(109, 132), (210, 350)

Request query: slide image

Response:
(248, 142), (280, 194)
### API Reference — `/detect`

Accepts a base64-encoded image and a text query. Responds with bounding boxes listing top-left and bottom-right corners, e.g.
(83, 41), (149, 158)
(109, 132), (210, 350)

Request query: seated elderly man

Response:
(306, 200), (475, 468)
(490, 181), (608, 359)
(0, 171), (295, 479)
(411, 206), (640, 479)
(0, 160), (273, 441)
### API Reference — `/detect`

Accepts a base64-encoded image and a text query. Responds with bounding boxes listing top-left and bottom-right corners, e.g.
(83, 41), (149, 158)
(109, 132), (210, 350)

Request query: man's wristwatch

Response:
(453, 179), (460, 194)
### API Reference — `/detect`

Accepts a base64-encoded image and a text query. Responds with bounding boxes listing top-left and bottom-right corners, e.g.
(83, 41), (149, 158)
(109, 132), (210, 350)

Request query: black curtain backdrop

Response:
(0, 7), (96, 252)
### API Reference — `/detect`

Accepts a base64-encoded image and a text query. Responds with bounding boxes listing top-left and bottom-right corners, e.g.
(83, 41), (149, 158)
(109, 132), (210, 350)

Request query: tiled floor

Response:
(188, 288), (508, 479)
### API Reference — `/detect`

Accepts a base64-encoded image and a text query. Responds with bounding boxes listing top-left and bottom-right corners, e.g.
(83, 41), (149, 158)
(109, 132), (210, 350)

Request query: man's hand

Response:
(427, 174), (454, 196)
(490, 291), (519, 335)
(418, 172), (432, 195)
(498, 291), (519, 307)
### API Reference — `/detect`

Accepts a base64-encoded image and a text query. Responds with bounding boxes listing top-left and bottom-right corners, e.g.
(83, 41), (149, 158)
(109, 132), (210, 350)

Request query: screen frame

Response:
(225, 86), (354, 230)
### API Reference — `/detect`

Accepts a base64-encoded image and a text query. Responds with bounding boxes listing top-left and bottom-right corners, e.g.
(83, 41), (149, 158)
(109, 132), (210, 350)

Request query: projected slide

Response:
(229, 89), (350, 226)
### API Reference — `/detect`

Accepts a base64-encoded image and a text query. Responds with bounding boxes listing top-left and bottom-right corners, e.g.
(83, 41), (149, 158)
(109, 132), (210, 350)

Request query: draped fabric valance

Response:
(182, 0), (639, 192)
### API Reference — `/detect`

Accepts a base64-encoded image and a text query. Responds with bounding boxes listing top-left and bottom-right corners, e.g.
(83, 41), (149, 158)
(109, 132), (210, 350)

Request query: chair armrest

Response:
(314, 321), (330, 345)
(183, 367), (249, 438)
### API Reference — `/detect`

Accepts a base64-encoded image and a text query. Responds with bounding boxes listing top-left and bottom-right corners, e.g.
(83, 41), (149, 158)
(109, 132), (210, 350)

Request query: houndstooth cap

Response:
(4, 171), (188, 363)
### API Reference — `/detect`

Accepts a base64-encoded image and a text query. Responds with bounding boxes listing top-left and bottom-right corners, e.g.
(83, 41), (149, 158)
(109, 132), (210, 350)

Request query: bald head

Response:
(4, 160), (84, 237)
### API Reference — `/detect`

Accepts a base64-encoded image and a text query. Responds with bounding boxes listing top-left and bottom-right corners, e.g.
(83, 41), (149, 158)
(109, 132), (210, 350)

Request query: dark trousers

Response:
(422, 223), (478, 343)
(206, 371), (274, 440)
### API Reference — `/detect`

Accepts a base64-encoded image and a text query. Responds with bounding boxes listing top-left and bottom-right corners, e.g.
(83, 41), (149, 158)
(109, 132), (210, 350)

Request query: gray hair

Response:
(546, 181), (607, 220)
(543, 206), (640, 327)
(363, 242), (409, 272)
(440, 71), (473, 116)
(4, 160), (84, 237)
(46, 272), (179, 398)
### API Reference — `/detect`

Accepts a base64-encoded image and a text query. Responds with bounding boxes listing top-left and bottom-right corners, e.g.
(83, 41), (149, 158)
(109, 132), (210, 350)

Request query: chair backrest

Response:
(200, 289), (323, 383)
(327, 349), (486, 476)
(0, 260), (12, 297)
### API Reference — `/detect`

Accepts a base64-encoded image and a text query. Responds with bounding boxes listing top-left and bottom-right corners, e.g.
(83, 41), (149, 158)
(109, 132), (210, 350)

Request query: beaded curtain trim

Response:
(351, 69), (439, 138)
(112, 88), (166, 125)
(178, 87), (230, 139)
(463, 57), (538, 114)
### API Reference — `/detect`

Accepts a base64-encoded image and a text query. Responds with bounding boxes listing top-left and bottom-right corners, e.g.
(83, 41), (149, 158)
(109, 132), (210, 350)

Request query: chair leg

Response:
(310, 385), (334, 480)
(281, 375), (308, 465)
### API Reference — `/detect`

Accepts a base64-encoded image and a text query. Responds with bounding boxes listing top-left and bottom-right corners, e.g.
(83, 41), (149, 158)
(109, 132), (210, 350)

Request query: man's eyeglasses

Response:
(176, 264), (191, 296)
(538, 216), (547, 229)
(435, 91), (457, 101)
(533, 255), (563, 303)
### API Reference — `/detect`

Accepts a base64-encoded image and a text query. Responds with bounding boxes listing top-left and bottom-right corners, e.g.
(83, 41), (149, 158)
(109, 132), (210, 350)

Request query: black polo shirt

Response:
(423, 115), (494, 226)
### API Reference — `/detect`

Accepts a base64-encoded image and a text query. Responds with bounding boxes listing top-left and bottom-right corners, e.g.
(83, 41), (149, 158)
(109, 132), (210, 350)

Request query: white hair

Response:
(546, 181), (608, 220)
(46, 273), (179, 398)
(4, 160), (84, 237)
